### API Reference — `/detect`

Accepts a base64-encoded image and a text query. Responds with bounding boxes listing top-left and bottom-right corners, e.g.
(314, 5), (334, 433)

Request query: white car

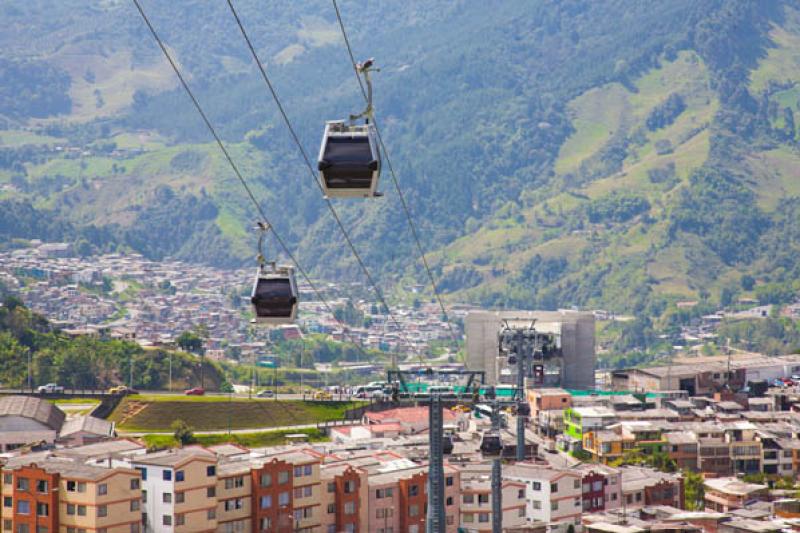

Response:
(37, 383), (65, 394)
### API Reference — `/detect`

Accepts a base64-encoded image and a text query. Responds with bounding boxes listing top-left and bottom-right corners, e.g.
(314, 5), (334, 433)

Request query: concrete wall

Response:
(465, 310), (595, 389)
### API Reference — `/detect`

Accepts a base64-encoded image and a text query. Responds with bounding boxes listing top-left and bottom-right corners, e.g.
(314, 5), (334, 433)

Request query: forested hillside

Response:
(0, 292), (224, 390)
(0, 0), (799, 319)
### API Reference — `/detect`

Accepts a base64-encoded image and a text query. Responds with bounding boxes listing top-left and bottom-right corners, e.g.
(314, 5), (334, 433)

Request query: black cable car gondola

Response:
(480, 430), (503, 458)
(443, 434), (454, 455)
(251, 262), (298, 325)
(250, 224), (298, 325)
(317, 59), (381, 198)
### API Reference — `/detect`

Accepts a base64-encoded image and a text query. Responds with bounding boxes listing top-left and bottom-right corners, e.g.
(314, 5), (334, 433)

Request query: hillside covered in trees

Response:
(0, 0), (799, 322)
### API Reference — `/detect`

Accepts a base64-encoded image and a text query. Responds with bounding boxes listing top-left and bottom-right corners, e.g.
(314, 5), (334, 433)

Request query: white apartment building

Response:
(124, 447), (219, 533)
(504, 464), (583, 531)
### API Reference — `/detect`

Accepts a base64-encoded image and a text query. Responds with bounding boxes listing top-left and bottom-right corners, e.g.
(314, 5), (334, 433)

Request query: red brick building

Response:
(7, 465), (59, 533)
(250, 458), (294, 532)
(399, 471), (427, 533)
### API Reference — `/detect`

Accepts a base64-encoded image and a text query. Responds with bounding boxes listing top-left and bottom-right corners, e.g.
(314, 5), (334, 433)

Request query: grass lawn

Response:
(111, 397), (364, 432)
(142, 428), (329, 449)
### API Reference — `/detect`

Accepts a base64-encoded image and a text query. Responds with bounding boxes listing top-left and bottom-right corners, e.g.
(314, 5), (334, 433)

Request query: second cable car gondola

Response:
(317, 58), (381, 198)
(250, 262), (298, 325)
(480, 430), (503, 458)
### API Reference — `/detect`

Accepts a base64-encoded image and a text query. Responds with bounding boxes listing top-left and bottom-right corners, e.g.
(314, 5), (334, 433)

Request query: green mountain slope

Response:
(0, 0), (799, 316)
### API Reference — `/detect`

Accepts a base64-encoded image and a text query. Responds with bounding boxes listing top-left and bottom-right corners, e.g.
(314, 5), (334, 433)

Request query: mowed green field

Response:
(110, 397), (364, 432)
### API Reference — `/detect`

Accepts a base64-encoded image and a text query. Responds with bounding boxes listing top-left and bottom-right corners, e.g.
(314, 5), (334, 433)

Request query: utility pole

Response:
(27, 350), (32, 391)
(168, 352), (172, 392)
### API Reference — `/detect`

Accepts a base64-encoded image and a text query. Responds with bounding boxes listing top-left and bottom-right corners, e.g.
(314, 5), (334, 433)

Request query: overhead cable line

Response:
(331, 0), (462, 354)
(224, 0), (413, 353)
(130, 0), (372, 359)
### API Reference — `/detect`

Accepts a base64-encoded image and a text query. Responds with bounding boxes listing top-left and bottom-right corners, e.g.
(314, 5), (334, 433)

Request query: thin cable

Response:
(225, 0), (410, 350)
(331, 0), (461, 353)
(130, 0), (370, 357)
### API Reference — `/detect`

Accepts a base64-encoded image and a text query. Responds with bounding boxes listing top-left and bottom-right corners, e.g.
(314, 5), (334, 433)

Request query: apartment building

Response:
(665, 432), (699, 471)
(249, 457), (294, 533)
(619, 467), (684, 511)
(1, 459), (142, 533)
(703, 478), (768, 513)
(216, 461), (251, 533)
(504, 464), (583, 529)
(125, 447), (218, 533)
(319, 463), (368, 533)
(459, 468), (526, 532)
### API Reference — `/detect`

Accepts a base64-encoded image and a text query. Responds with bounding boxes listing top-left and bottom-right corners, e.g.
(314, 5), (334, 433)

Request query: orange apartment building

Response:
(319, 463), (368, 533)
(2, 460), (142, 533)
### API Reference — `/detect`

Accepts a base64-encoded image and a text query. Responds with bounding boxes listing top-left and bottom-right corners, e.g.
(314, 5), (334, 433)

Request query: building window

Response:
(3, 520), (10, 531)
(207, 509), (216, 520)
(260, 495), (272, 509)
(16, 500), (29, 515)
(77, 505), (86, 516)
(16, 526), (29, 533)
(533, 500), (541, 510)
(163, 493), (172, 503)
(463, 494), (474, 504)
(130, 478), (140, 490)
(35, 480), (48, 493)
(550, 482), (558, 493)
(66, 504), (75, 515)
(344, 502), (355, 515)
(175, 515), (185, 526)
(574, 479), (580, 489)
(260, 518), (272, 530)
(479, 513), (490, 523)
(130, 500), (140, 512)
(294, 466), (303, 478)
(3, 497), (11, 508)
(36, 503), (48, 517)
(304, 465), (312, 476)
(207, 487), (216, 498)
(2, 474), (11, 485)
(261, 474), (272, 487)
(518, 489), (525, 499)
(304, 486), (313, 497)
(16, 478), (29, 491)
(279, 492), (289, 506)
(175, 471), (184, 482)
(142, 490), (147, 502)
(207, 466), (216, 477)
(328, 503), (336, 514)
(446, 476), (453, 486)
(98, 505), (107, 518)
(136, 467), (147, 480)
(551, 501), (559, 511)
(130, 525), (140, 533)
(575, 497), (581, 507)
(278, 471), (289, 484)
(478, 494), (489, 504)
(162, 515), (172, 526)
(175, 492), (184, 503)
(224, 477), (244, 490)
(532, 481), (541, 490)
(463, 514), (474, 523)
(446, 496), (453, 506)
(163, 471), (172, 482)
(409, 485), (419, 497)
(409, 504), (419, 517)
(294, 487), (303, 498)
(343, 480), (355, 494)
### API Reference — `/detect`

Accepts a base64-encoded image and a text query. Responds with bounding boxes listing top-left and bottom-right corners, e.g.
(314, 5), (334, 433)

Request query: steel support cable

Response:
(224, 0), (413, 354)
(130, 0), (371, 357)
(331, 0), (461, 354)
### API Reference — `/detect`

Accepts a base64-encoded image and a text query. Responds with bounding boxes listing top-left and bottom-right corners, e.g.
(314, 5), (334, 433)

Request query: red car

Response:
(184, 387), (205, 396)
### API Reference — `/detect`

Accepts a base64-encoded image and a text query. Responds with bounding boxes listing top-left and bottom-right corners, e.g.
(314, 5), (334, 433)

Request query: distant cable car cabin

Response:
(250, 262), (298, 325)
(480, 431), (503, 458)
(317, 58), (381, 198)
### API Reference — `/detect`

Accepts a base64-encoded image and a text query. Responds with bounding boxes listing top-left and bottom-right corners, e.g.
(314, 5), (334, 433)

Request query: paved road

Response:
(118, 422), (323, 437)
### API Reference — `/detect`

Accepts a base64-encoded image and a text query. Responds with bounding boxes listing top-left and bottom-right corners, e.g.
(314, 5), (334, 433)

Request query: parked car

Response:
(108, 385), (137, 395)
(36, 383), (64, 394)
(256, 389), (274, 398)
(184, 387), (205, 396)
